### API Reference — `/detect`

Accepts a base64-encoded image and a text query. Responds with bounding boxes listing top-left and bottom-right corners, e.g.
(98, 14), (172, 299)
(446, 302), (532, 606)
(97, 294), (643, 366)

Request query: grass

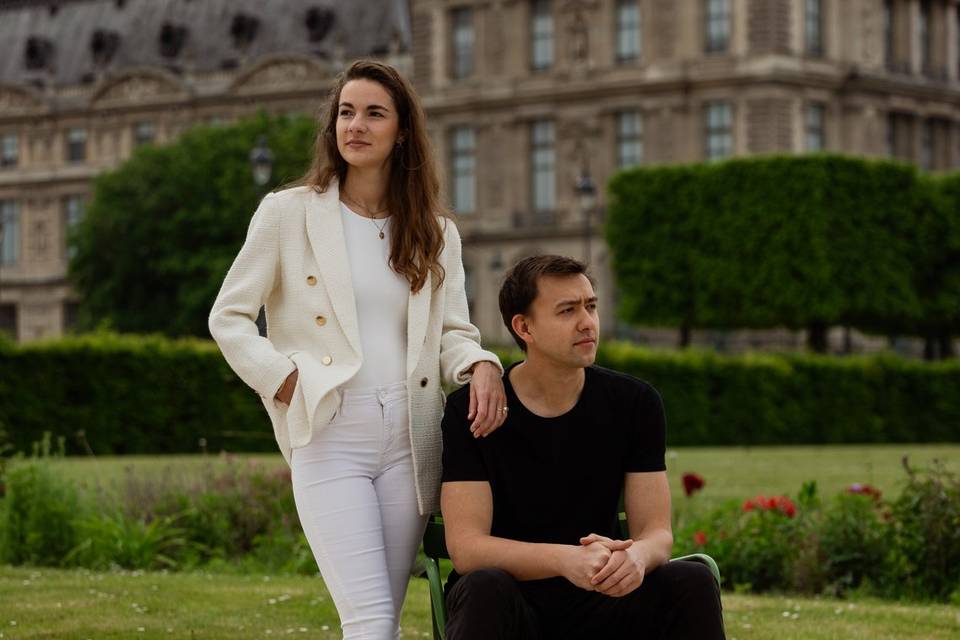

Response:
(1, 566), (958, 639)
(27, 444), (960, 510)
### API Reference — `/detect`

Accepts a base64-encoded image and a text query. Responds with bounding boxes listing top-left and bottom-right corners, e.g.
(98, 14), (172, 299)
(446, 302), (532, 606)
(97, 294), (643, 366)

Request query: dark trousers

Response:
(445, 560), (725, 640)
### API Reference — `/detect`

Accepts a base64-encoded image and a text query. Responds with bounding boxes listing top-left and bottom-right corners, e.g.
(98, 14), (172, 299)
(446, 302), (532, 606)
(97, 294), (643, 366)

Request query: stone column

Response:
(947, 0), (959, 80)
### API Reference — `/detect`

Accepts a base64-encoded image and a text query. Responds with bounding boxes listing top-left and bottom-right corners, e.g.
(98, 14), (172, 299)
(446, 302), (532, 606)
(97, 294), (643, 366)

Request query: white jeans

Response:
(291, 382), (428, 640)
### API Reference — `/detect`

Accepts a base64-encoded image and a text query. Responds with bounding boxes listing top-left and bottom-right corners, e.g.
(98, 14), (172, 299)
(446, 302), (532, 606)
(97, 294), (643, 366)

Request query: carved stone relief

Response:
(234, 61), (322, 93)
(31, 219), (49, 260)
(0, 88), (42, 113)
(97, 76), (181, 103)
(568, 11), (590, 64)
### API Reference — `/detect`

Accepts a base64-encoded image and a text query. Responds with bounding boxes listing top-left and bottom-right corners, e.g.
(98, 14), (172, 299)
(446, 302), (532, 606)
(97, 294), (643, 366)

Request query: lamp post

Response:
(574, 167), (597, 266)
(250, 135), (274, 190)
(250, 135), (274, 337)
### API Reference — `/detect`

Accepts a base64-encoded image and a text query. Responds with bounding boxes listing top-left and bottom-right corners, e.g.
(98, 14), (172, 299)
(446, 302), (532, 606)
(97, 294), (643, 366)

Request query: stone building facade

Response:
(411, 0), (960, 348)
(0, 0), (410, 341)
(1, 0), (958, 349)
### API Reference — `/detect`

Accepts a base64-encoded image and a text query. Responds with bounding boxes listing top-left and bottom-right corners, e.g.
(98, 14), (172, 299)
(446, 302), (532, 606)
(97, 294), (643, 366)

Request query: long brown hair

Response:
(296, 60), (447, 293)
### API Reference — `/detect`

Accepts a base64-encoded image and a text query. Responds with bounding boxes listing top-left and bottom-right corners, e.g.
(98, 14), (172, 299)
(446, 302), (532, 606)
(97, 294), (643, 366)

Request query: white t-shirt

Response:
(339, 201), (409, 389)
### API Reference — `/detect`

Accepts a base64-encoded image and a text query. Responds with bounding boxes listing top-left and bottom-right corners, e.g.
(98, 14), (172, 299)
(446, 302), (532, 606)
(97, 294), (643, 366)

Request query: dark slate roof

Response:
(0, 0), (411, 88)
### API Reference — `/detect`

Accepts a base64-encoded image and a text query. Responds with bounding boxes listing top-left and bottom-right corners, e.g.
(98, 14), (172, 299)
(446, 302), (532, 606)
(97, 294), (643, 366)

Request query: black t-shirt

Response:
(441, 363), (666, 548)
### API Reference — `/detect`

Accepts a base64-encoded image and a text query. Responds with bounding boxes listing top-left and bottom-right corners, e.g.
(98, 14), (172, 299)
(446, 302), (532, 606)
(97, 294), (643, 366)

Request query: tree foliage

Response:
(606, 155), (943, 350)
(69, 113), (316, 337)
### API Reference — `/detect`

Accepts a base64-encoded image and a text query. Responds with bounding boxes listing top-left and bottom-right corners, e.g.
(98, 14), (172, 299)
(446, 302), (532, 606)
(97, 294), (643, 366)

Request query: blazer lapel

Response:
(406, 271), (432, 377)
(304, 183), (363, 358)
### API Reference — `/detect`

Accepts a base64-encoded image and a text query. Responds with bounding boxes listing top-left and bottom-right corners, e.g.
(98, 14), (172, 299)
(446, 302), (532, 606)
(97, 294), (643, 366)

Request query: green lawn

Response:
(0, 566), (957, 639)
(31, 444), (960, 509)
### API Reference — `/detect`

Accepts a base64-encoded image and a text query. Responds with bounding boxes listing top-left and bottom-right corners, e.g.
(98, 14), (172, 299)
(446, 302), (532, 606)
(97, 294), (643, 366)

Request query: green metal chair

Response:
(421, 514), (721, 640)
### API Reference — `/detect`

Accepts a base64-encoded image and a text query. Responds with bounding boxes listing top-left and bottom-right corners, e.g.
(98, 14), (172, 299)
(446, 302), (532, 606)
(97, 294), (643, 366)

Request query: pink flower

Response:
(693, 531), (708, 546)
(682, 472), (706, 497)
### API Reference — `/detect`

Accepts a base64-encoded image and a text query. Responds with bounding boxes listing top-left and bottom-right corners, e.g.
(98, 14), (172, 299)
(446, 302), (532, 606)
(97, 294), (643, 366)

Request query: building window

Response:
(451, 7), (474, 80)
(615, 0), (641, 62)
(805, 0), (823, 56)
(616, 111), (643, 169)
(918, 0), (931, 74)
(0, 200), (19, 266)
(66, 127), (87, 163)
(63, 301), (80, 333)
(705, 0), (731, 53)
(450, 126), (476, 214)
(705, 102), (733, 160)
(530, 120), (555, 212)
(63, 195), (86, 260)
(1, 134), (18, 168)
(134, 121), (156, 147)
(887, 112), (915, 161)
(884, 0), (895, 70)
(0, 304), (16, 339)
(805, 103), (826, 152)
(531, 0), (554, 71)
(920, 119), (934, 171)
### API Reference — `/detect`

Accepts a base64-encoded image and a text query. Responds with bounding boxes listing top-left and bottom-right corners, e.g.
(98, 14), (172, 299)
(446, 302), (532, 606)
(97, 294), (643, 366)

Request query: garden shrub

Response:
(884, 459), (960, 600)
(65, 511), (191, 571)
(818, 492), (890, 594)
(0, 460), (82, 566)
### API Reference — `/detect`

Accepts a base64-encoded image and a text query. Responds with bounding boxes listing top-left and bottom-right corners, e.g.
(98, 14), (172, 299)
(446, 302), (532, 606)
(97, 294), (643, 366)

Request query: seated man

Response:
(440, 255), (725, 639)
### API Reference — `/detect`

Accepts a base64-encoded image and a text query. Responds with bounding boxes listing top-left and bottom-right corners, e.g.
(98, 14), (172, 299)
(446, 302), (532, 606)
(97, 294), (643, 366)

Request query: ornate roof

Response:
(0, 0), (411, 88)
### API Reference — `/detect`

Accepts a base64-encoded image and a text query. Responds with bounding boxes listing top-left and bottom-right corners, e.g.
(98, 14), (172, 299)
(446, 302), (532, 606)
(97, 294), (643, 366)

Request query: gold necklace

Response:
(341, 191), (390, 239)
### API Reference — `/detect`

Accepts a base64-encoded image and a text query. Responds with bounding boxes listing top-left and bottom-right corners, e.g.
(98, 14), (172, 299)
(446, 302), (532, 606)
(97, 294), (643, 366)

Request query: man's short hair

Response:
(498, 255), (593, 351)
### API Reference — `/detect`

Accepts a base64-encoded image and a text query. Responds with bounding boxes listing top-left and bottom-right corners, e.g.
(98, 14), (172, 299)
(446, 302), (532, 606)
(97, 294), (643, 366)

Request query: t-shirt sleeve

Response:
(441, 389), (489, 482)
(625, 384), (667, 472)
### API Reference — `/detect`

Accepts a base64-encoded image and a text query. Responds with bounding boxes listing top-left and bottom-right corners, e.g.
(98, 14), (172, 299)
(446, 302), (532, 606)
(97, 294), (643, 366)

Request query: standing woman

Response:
(209, 60), (506, 639)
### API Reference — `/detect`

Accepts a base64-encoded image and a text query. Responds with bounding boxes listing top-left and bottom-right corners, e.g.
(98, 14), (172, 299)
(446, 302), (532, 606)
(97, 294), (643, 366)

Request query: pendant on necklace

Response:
(379, 231), (385, 239)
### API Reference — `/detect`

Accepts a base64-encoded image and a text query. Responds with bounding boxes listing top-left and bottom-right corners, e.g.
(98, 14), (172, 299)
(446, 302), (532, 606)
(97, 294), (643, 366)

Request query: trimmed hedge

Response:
(1, 333), (271, 456)
(605, 155), (948, 345)
(2, 334), (959, 454)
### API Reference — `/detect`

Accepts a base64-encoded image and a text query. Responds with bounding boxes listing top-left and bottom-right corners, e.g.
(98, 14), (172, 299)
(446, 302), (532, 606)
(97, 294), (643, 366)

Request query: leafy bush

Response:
(818, 492), (889, 594)
(65, 512), (191, 570)
(674, 464), (960, 601)
(0, 460), (82, 566)
(884, 459), (960, 600)
(153, 456), (298, 563)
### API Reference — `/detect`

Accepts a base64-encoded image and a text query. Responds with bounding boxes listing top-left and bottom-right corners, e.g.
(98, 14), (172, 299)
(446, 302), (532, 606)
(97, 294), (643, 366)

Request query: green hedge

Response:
(2, 335), (958, 454)
(605, 155), (949, 345)
(0, 333), (271, 456)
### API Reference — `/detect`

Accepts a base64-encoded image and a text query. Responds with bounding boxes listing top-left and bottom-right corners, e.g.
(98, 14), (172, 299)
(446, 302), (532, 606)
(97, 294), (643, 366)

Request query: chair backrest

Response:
(424, 515), (449, 559)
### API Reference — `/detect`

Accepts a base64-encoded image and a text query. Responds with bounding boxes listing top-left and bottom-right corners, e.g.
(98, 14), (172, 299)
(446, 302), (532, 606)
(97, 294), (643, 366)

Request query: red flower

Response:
(775, 496), (797, 518)
(742, 494), (796, 518)
(693, 531), (708, 546)
(847, 483), (882, 501)
(682, 472), (706, 497)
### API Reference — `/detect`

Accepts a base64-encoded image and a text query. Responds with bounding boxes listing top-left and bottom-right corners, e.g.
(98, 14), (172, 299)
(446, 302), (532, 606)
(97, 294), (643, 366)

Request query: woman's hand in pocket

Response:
(275, 368), (299, 405)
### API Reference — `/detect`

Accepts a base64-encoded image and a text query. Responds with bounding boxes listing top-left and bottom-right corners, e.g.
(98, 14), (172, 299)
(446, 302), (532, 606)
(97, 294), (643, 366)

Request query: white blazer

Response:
(208, 182), (501, 514)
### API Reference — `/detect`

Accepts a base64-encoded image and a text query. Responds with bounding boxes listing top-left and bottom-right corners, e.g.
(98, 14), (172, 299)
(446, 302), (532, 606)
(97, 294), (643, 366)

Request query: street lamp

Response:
(574, 167), (597, 265)
(250, 135), (274, 190)
(250, 135), (274, 337)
